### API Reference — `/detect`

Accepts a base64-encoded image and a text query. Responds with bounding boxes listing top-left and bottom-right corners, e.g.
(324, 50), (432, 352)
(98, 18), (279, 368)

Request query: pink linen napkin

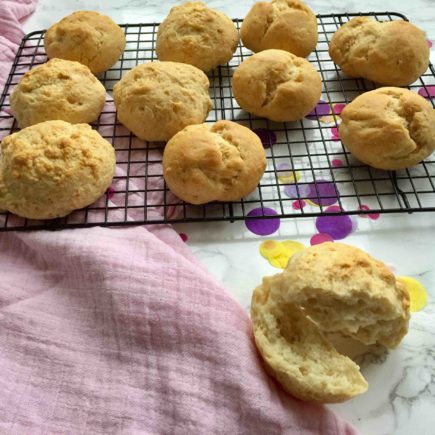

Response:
(0, 2), (358, 434)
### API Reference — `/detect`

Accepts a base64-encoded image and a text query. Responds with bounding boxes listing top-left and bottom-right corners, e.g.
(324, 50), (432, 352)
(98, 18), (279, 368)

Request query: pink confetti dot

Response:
(358, 204), (380, 220)
(331, 125), (340, 141)
(332, 158), (343, 167)
(179, 233), (188, 242)
(324, 205), (341, 213)
(292, 200), (306, 210)
(428, 40), (433, 48)
(310, 233), (334, 245)
(418, 86), (435, 98)
(332, 103), (346, 115)
(106, 186), (115, 199)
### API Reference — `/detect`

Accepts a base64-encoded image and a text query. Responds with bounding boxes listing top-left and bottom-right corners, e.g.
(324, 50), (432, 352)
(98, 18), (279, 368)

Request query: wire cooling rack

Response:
(0, 12), (434, 231)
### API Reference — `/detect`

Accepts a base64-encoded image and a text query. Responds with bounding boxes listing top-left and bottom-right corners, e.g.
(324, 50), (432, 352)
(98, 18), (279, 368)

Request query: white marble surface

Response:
(20, 1), (435, 434)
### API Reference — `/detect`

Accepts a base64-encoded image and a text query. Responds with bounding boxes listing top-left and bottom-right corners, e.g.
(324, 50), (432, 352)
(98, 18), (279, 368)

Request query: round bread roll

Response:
(329, 17), (429, 86)
(113, 62), (212, 142)
(251, 276), (368, 403)
(0, 120), (116, 220)
(44, 11), (126, 74)
(241, 0), (318, 57)
(251, 242), (410, 403)
(10, 59), (106, 128)
(162, 120), (266, 204)
(232, 49), (322, 122)
(339, 87), (435, 170)
(156, 2), (239, 71)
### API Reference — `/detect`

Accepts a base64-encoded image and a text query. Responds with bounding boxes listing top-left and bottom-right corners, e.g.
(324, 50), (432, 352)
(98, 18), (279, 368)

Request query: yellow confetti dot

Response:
(397, 276), (428, 312)
(319, 115), (336, 124)
(278, 170), (301, 184)
(260, 240), (305, 269)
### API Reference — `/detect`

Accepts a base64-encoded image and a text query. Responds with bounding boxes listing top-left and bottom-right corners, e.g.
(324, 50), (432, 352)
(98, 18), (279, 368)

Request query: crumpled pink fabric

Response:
(0, 2), (358, 434)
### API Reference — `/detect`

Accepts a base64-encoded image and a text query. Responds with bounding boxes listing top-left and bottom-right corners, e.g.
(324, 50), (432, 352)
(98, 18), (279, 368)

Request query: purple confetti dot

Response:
(276, 162), (292, 171)
(418, 86), (435, 98)
(307, 180), (339, 206)
(283, 183), (311, 199)
(245, 207), (280, 236)
(306, 100), (331, 119)
(315, 207), (353, 240)
(253, 128), (277, 148)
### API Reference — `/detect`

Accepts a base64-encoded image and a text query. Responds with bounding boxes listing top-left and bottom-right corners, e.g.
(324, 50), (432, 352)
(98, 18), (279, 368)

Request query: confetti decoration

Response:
(283, 180), (339, 207)
(106, 186), (115, 199)
(358, 204), (380, 220)
(253, 128), (277, 148)
(331, 125), (340, 141)
(245, 207), (280, 236)
(332, 103), (346, 116)
(306, 100), (331, 119)
(292, 200), (306, 210)
(315, 205), (354, 240)
(260, 239), (305, 268)
(276, 162), (300, 183)
(310, 233), (334, 245)
(418, 86), (435, 99)
(397, 276), (428, 312)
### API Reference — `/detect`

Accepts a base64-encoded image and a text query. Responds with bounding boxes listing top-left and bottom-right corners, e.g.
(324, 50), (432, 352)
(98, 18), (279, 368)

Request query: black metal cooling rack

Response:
(0, 12), (434, 231)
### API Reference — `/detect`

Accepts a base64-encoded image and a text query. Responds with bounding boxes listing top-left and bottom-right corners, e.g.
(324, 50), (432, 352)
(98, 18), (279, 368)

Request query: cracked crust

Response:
(156, 2), (239, 71)
(0, 120), (116, 219)
(232, 49), (322, 122)
(113, 62), (212, 142)
(162, 120), (266, 204)
(251, 275), (368, 403)
(44, 11), (126, 74)
(339, 87), (435, 170)
(241, 0), (318, 57)
(329, 17), (429, 86)
(10, 59), (106, 128)
(279, 242), (411, 348)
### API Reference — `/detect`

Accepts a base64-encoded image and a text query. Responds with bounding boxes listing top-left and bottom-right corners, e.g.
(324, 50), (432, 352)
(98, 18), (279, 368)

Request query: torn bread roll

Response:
(251, 242), (410, 403)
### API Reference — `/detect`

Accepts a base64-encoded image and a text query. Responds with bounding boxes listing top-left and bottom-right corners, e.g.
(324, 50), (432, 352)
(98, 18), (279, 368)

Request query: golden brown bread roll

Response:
(113, 62), (212, 142)
(0, 121), (116, 220)
(163, 120), (266, 204)
(10, 58), (106, 128)
(156, 2), (239, 71)
(339, 87), (435, 170)
(232, 49), (322, 122)
(44, 11), (126, 74)
(241, 0), (318, 57)
(329, 17), (429, 86)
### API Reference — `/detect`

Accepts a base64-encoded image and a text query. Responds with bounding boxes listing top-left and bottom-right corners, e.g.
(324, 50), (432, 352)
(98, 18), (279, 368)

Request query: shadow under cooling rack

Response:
(0, 12), (434, 231)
